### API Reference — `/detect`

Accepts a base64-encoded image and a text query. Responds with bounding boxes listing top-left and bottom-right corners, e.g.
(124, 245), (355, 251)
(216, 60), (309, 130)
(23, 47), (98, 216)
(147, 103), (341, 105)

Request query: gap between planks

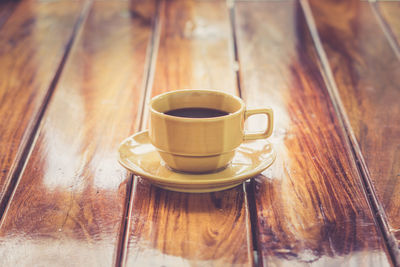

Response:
(228, 2), (256, 265)
(299, 0), (400, 265)
(228, 0), (262, 264)
(228, 0), (243, 98)
(117, 0), (163, 266)
(0, 0), (93, 223)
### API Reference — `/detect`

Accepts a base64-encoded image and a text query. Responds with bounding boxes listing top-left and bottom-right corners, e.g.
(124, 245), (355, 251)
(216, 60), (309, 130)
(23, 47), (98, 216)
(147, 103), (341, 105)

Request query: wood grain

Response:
(308, 0), (400, 254)
(0, 1), (155, 265)
(123, 0), (253, 266)
(235, 1), (392, 265)
(0, 0), (85, 212)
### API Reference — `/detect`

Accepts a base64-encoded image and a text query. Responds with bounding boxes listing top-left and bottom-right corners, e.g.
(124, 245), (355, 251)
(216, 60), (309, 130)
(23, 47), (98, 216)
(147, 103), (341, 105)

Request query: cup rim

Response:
(149, 89), (245, 122)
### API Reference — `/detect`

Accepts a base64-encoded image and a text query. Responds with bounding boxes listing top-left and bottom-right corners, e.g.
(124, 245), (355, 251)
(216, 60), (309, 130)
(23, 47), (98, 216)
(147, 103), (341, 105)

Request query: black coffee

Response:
(164, 107), (229, 118)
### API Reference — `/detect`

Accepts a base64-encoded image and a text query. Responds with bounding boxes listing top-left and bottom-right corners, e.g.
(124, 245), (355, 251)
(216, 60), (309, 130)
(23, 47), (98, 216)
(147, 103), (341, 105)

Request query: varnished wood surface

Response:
(0, 0), (398, 266)
(123, 0), (253, 266)
(0, 1), (154, 265)
(376, 1), (400, 52)
(309, 0), (400, 256)
(150, 0), (236, 93)
(0, 0), (84, 212)
(235, 1), (392, 265)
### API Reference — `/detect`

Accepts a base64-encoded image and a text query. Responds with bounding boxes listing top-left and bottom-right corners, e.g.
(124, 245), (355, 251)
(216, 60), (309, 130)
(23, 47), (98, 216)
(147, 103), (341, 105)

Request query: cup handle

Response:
(244, 108), (274, 140)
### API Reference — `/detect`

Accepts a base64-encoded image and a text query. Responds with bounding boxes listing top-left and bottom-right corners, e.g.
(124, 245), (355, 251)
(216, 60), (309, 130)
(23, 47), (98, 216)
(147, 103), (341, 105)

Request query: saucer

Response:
(118, 131), (276, 193)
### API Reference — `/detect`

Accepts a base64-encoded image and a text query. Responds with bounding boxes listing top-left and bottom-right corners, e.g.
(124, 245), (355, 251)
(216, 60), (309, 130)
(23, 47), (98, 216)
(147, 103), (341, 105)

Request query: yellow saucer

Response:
(118, 131), (276, 193)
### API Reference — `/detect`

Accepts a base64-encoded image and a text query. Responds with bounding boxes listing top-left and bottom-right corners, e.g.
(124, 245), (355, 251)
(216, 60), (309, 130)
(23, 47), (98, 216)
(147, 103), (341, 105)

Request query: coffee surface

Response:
(164, 107), (229, 118)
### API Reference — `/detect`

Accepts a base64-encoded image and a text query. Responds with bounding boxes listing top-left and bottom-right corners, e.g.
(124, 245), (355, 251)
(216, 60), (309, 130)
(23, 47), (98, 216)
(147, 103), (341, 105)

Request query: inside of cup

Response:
(151, 90), (243, 115)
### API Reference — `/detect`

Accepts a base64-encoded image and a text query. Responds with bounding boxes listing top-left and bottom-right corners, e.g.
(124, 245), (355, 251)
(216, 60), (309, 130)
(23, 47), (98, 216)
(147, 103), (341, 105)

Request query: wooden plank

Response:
(235, 1), (392, 266)
(151, 0), (237, 93)
(308, 0), (400, 256)
(123, 0), (254, 266)
(0, 1), (155, 265)
(0, 0), (85, 212)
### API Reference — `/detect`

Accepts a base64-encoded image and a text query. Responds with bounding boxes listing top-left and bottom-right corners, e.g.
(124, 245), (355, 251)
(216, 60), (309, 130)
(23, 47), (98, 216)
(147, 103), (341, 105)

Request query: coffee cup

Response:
(149, 89), (273, 173)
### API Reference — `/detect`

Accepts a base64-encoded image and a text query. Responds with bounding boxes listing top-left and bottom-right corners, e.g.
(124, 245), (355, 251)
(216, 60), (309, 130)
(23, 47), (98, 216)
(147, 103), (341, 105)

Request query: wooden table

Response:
(0, 0), (399, 266)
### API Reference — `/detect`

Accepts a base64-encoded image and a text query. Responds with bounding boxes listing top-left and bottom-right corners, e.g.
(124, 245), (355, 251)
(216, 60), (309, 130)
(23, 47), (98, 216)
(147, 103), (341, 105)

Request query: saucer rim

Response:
(118, 130), (276, 186)
(153, 182), (243, 193)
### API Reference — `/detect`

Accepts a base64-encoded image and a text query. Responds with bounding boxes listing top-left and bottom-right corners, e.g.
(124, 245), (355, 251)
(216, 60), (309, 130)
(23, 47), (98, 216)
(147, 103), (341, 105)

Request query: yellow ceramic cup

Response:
(149, 89), (273, 173)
